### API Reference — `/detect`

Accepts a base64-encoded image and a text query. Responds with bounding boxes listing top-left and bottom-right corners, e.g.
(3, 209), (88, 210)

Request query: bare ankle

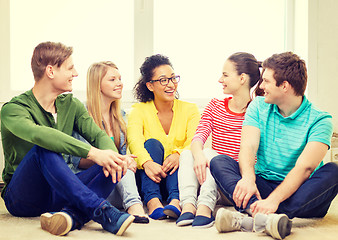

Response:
(127, 203), (146, 216)
(196, 204), (212, 217)
(169, 199), (181, 211)
(147, 198), (163, 214)
(182, 203), (196, 215)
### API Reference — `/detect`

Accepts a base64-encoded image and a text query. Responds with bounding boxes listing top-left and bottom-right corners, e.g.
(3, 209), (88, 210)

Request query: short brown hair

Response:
(31, 41), (73, 81)
(262, 52), (307, 96)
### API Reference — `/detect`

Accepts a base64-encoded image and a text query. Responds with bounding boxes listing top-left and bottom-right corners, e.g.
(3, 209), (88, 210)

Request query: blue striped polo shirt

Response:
(243, 96), (333, 181)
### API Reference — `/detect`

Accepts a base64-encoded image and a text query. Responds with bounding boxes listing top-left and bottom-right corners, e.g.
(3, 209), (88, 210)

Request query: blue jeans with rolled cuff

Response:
(210, 154), (338, 219)
(137, 139), (179, 205)
(3, 145), (117, 228)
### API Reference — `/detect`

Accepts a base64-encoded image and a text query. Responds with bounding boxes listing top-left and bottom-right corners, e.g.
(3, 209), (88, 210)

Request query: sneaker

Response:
(40, 212), (73, 236)
(254, 213), (292, 239)
(215, 208), (245, 233)
(176, 212), (195, 226)
(192, 215), (215, 228)
(93, 201), (134, 236)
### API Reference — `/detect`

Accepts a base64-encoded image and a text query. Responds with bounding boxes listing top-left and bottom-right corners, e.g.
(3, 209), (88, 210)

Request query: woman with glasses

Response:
(127, 54), (200, 220)
(176, 52), (262, 228)
(64, 61), (149, 224)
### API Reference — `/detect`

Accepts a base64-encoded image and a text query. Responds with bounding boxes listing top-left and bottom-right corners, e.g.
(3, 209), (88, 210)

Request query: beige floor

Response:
(0, 196), (338, 240)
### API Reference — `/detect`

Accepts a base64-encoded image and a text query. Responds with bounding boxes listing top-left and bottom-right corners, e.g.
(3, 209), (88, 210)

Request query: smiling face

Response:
(260, 68), (284, 104)
(100, 67), (123, 102)
(52, 56), (78, 93)
(146, 64), (177, 103)
(218, 60), (242, 95)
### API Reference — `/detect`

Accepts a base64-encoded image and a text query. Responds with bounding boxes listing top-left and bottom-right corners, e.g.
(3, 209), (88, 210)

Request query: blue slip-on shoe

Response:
(163, 205), (181, 219)
(93, 201), (135, 236)
(176, 212), (195, 226)
(40, 211), (73, 236)
(149, 207), (167, 220)
(192, 215), (215, 228)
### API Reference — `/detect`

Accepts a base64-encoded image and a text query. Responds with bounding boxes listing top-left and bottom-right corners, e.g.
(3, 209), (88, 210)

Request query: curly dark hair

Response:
(133, 54), (174, 102)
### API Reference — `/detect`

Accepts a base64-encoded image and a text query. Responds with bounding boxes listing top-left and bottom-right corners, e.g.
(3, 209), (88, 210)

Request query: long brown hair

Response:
(227, 52), (263, 98)
(86, 61), (126, 151)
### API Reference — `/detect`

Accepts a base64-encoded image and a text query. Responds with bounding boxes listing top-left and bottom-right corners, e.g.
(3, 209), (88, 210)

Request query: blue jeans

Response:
(3, 146), (116, 228)
(137, 139), (179, 205)
(210, 154), (338, 219)
(68, 131), (142, 211)
(107, 169), (142, 210)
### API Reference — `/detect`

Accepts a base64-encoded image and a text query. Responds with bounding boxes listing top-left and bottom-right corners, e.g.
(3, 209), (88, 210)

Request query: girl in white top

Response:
(177, 52), (262, 228)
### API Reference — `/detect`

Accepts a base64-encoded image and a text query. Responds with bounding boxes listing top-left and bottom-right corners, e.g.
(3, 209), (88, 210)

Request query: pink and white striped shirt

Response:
(192, 97), (245, 161)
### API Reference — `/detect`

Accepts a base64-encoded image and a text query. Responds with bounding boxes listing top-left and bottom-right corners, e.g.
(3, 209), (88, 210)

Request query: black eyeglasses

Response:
(150, 75), (180, 86)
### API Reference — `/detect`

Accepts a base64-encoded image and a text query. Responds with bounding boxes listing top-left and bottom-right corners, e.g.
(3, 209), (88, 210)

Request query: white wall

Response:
(0, 0), (11, 102)
(307, 0), (338, 133)
(0, 0), (10, 182)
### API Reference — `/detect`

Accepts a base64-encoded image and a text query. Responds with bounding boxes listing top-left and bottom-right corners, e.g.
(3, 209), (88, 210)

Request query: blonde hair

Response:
(86, 61), (126, 151)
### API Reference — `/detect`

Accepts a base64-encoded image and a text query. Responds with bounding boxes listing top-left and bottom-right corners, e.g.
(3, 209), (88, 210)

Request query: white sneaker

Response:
(254, 213), (292, 239)
(215, 208), (245, 233)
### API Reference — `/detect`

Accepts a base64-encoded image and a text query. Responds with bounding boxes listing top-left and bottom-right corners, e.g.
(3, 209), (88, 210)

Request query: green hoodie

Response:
(1, 90), (117, 198)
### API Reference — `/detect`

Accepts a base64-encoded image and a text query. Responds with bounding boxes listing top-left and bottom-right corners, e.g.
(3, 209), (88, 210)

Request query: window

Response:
(10, 0), (134, 100)
(7, 0), (286, 103)
(154, 0), (286, 101)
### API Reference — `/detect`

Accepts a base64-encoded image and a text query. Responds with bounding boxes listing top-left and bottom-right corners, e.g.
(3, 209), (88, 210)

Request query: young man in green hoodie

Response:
(1, 41), (135, 236)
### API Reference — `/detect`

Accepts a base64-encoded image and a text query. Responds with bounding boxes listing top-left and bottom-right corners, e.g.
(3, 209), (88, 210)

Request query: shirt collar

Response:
(272, 96), (310, 120)
(150, 99), (177, 113)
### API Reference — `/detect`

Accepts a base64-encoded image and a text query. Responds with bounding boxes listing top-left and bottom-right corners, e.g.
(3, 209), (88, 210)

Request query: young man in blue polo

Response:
(210, 52), (338, 239)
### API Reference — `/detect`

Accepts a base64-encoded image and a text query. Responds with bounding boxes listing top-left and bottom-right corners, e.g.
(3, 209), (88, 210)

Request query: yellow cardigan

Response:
(127, 99), (200, 169)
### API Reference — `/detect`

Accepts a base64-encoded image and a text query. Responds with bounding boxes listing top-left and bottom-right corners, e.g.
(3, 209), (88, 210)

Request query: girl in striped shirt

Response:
(177, 52), (262, 228)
